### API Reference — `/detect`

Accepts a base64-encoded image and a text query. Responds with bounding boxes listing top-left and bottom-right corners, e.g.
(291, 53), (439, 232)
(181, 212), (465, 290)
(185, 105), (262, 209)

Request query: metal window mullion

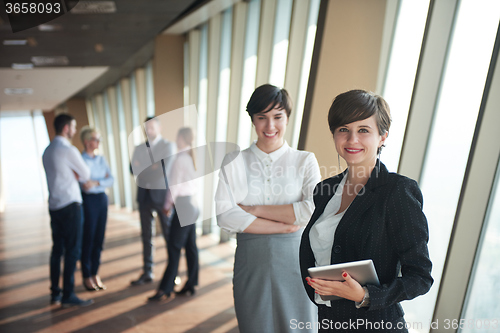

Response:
(189, 29), (201, 109)
(220, 1), (248, 242)
(134, 68), (148, 124)
(250, 0), (276, 144)
(217, 8), (234, 243)
(238, 0), (261, 149)
(290, 0), (320, 149)
(85, 99), (95, 127)
(95, 93), (114, 205)
(198, 24), (209, 234)
(116, 82), (133, 211)
(145, 61), (155, 118)
(283, 0), (310, 147)
(205, 14), (222, 235)
(397, 0), (458, 181)
(255, 0), (277, 87)
(226, 1), (248, 145)
(120, 78), (138, 211)
(105, 87), (124, 208)
(376, 0), (401, 95)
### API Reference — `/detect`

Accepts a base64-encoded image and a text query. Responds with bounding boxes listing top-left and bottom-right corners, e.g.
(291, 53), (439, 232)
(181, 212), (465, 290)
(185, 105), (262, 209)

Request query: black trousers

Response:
(158, 196), (199, 293)
(81, 192), (108, 278)
(49, 202), (83, 299)
(138, 192), (172, 276)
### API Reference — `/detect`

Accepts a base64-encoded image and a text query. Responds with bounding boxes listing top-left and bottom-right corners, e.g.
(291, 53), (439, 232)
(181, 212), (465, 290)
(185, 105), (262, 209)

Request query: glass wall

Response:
(460, 158), (500, 332)
(381, 0), (430, 172)
(411, 0), (500, 330)
(0, 111), (49, 203)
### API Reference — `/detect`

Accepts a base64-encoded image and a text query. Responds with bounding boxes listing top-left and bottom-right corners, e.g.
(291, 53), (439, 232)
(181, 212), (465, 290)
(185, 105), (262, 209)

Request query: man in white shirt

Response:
(130, 117), (176, 285)
(42, 114), (93, 308)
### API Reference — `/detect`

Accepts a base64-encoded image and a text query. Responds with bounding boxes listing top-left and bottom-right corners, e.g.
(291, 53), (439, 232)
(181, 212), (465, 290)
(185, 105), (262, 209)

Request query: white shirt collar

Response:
(179, 145), (191, 153)
(54, 135), (70, 145)
(250, 140), (289, 163)
(150, 135), (162, 147)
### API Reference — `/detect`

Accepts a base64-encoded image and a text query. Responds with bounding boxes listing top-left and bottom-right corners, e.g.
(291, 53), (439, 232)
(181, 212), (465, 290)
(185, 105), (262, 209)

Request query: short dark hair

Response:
(246, 84), (292, 120)
(54, 114), (75, 135)
(328, 89), (391, 136)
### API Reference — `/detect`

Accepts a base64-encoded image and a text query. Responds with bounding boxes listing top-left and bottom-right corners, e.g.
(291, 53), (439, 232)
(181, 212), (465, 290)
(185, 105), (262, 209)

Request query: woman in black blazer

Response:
(300, 89), (433, 332)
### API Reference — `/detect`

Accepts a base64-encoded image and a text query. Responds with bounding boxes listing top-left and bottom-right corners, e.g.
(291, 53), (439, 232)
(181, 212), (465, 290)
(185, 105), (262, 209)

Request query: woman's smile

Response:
(334, 115), (386, 168)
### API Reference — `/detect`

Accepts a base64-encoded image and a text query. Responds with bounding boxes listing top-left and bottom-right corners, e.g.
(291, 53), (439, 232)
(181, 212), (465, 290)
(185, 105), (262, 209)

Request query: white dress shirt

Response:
(43, 136), (90, 210)
(310, 172), (347, 305)
(215, 141), (321, 235)
(164, 147), (198, 210)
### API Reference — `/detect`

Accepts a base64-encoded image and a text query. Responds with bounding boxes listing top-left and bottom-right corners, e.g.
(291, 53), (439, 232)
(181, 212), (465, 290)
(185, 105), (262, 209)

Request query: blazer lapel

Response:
(309, 171), (346, 226)
(334, 161), (389, 237)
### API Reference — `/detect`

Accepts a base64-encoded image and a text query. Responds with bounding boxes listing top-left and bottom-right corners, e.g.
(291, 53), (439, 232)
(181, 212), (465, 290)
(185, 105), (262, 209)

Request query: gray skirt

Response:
(234, 230), (317, 333)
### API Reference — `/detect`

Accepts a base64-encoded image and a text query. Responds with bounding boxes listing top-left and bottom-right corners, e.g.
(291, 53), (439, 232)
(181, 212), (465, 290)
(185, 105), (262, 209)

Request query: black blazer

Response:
(131, 139), (176, 206)
(299, 161), (433, 323)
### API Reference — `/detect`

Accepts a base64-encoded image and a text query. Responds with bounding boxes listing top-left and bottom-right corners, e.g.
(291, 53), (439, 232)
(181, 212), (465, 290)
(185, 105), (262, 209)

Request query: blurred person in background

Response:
(42, 114), (93, 308)
(79, 126), (114, 291)
(148, 127), (200, 301)
(130, 117), (176, 285)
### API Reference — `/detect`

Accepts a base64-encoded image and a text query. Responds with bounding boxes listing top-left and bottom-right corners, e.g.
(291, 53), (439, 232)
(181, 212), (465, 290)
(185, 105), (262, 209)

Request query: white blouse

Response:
(165, 147), (198, 210)
(310, 173), (347, 305)
(215, 141), (321, 235)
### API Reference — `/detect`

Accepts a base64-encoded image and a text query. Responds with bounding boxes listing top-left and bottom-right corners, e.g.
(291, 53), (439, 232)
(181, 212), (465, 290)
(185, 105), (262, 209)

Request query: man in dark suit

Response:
(130, 117), (176, 285)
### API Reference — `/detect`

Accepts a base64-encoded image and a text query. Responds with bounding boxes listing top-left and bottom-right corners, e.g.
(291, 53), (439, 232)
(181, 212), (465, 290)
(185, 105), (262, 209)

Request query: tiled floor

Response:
(0, 203), (239, 333)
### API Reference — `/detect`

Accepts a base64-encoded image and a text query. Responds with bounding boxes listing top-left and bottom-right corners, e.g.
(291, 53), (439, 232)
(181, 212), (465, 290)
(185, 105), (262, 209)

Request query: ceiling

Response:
(0, 0), (206, 111)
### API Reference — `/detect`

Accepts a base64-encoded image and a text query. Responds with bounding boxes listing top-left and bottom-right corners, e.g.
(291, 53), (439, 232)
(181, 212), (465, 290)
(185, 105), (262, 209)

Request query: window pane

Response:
(460, 159), (500, 332)
(414, 0), (500, 332)
(198, 23), (208, 149)
(291, 0), (321, 149)
(215, 8), (232, 143)
(268, 0), (293, 87)
(237, 0), (261, 149)
(382, 0), (429, 172)
(0, 112), (48, 203)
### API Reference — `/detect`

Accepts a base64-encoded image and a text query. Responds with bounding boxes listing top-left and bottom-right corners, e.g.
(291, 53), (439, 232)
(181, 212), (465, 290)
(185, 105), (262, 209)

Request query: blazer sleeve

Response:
(367, 177), (433, 311)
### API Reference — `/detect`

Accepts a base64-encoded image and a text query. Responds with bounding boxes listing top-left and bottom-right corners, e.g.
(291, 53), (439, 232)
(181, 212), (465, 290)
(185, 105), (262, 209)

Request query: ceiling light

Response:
(4, 88), (34, 95)
(11, 63), (34, 69)
(31, 56), (69, 66)
(3, 39), (28, 45)
(69, 1), (117, 14)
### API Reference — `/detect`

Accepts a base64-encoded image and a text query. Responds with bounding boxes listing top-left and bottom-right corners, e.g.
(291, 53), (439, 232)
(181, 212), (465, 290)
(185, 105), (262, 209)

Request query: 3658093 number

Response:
(5, 2), (61, 14)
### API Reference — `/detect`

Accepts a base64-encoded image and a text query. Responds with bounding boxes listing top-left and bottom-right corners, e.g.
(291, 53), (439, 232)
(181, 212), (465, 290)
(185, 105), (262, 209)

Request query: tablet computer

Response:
(308, 259), (380, 301)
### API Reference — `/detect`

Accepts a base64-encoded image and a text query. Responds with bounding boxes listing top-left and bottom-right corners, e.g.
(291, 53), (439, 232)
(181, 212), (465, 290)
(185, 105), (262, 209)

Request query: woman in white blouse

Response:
(148, 127), (200, 301)
(216, 84), (321, 332)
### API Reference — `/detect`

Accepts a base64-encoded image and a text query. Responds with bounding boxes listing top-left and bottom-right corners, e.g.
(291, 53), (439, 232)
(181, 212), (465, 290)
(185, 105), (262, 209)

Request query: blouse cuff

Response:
(292, 202), (302, 226)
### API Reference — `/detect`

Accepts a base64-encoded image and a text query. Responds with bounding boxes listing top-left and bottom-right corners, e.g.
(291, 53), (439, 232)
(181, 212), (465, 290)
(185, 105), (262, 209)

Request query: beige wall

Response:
(302, 0), (387, 179)
(153, 34), (186, 142)
(43, 110), (57, 142)
(65, 98), (90, 152)
(44, 98), (89, 152)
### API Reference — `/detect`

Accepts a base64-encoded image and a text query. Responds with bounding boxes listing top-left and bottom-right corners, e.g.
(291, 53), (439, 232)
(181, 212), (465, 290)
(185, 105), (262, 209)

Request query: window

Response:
(381, 0), (430, 172)
(0, 111), (49, 203)
(414, 0), (500, 331)
(460, 158), (500, 332)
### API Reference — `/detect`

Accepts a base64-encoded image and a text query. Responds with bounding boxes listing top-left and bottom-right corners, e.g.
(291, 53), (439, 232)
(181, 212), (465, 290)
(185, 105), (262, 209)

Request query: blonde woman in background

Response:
(79, 126), (114, 291)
